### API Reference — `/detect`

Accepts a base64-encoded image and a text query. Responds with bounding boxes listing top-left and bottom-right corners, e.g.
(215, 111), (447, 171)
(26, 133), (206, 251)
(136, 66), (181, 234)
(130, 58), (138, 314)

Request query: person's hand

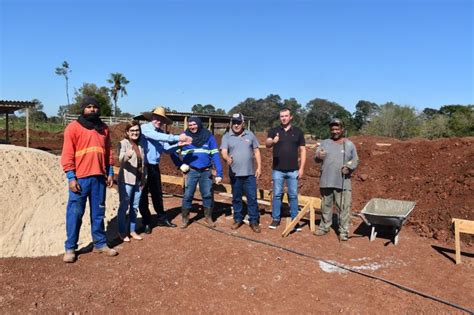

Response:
(215, 176), (222, 184)
(69, 179), (81, 193)
(272, 133), (280, 144)
(318, 148), (327, 159)
(180, 164), (190, 173)
(341, 166), (350, 175)
(298, 168), (304, 179)
(126, 148), (134, 158)
(255, 168), (261, 179)
(179, 134), (192, 145)
(225, 155), (233, 165)
(106, 175), (114, 187)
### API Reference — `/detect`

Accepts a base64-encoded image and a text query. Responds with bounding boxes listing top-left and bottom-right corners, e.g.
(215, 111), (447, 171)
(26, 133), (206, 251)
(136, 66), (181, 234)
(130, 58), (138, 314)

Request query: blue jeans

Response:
(182, 169), (213, 209)
(65, 176), (107, 251)
(230, 175), (259, 224)
(118, 182), (142, 235)
(271, 170), (299, 221)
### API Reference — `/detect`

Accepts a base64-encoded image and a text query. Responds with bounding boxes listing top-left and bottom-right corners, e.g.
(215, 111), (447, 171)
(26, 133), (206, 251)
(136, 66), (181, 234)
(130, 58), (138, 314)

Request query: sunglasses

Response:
(232, 121), (242, 125)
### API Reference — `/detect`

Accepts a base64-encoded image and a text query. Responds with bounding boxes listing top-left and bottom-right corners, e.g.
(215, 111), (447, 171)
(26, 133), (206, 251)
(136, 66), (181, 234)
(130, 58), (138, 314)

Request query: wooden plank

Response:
(451, 218), (474, 265)
(453, 219), (461, 264)
(281, 202), (312, 237)
(453, 218), (474, 234)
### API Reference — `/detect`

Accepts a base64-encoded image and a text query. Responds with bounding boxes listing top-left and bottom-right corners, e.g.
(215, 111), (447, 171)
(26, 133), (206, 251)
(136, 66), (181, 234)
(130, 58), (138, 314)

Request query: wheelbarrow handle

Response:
(358, 213), (371, 226)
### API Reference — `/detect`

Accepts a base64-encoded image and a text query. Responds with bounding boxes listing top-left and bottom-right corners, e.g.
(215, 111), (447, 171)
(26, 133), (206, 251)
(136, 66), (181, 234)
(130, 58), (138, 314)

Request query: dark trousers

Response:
(139, 164), (165, 225)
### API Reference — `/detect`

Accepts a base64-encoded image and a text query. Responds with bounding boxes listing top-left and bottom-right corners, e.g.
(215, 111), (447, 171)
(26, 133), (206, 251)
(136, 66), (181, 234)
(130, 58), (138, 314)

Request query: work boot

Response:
(313, 229), (329, 236)
(250, 223), (261, 233)
(93, 246), (118, 257)
(181, 208), (191, 229)
(231, 221), (244, 230)
(204, 208), (216, 227)
(63, 250), (76, 263)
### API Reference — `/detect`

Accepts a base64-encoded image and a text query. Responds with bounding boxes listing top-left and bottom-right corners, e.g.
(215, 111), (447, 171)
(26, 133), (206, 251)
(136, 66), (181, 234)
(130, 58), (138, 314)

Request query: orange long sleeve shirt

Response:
(61, 121), (114, 179)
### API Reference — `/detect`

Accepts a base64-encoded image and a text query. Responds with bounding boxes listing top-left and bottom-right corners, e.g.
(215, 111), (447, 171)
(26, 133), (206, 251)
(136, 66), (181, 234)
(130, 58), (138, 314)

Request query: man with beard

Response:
(220, 113), (262, 233)
(179, 116), (223, 228)
(313, 118), (359, 241)
(61, 96), (117, 263)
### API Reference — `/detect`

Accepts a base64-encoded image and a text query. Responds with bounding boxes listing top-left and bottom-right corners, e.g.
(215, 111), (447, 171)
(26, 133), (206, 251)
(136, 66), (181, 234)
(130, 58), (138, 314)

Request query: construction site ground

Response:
(0, 127), (473, 313)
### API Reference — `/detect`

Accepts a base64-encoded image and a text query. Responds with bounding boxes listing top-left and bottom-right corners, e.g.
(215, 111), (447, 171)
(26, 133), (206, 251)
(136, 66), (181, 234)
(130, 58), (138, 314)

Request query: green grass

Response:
(0, 119), (64, 133)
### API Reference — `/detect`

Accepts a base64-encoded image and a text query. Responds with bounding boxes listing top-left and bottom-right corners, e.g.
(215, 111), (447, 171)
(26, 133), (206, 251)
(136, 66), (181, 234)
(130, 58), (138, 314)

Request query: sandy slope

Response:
(0, 145), (119, 257)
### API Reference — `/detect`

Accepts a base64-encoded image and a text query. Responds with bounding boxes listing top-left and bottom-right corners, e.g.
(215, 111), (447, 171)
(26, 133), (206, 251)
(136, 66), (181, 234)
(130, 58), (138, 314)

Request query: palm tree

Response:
(107, 73), (130, 116)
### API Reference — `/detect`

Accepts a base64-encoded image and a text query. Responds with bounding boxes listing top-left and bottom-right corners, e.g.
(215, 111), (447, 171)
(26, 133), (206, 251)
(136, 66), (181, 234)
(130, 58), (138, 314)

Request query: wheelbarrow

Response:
(358, 198), (416, 245)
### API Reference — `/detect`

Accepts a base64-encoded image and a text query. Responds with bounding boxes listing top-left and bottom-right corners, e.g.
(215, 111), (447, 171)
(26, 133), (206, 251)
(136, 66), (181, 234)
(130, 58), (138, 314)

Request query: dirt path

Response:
(1, 197), (473, 313)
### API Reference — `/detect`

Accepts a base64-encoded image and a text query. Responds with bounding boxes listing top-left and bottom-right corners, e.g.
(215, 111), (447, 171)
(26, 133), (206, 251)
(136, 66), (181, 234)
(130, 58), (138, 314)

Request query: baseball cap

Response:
(231, 113), (244, 123)
(329, 118), (344, 126)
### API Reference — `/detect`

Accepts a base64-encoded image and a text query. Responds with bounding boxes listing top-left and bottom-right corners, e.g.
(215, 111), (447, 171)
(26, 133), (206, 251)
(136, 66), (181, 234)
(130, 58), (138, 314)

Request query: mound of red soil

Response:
(4, 125), (472, 245)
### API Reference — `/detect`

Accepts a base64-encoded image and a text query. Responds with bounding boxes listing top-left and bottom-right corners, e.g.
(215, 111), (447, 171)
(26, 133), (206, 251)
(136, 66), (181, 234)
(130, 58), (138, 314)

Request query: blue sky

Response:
(1, 0), (472, 117)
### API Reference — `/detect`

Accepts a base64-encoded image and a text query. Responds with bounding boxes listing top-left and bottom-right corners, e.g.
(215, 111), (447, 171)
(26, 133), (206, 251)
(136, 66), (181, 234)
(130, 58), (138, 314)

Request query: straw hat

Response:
(141, 107), (172, 124)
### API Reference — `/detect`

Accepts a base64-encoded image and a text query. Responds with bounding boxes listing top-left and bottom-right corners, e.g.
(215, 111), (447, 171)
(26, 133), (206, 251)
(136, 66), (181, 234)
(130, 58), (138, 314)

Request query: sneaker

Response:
(93, 246), (118, 257)
(130, 232), (143, 240)
(294, 223), (303, 232)
(339, 234), (349, 242)
(313, 229), (329, 236)
(63, 250), (76, 263)
(250, 223), (261, 233)
(268, 220), (280, 230)
(119, 234), (131, 242)
(231, 221), (244, 230)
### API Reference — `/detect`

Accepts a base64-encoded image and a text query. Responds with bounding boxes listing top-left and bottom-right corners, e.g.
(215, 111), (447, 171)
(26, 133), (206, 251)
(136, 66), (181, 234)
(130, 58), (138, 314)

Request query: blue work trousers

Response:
(182, 169), (213, 209)
(230, 175), (259, 224)
(65, 176), (107, 251)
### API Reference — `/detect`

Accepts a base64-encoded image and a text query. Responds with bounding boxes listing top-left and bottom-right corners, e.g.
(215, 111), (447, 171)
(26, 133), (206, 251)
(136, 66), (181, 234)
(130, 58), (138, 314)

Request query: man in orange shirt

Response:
(61, 96), (118, 263)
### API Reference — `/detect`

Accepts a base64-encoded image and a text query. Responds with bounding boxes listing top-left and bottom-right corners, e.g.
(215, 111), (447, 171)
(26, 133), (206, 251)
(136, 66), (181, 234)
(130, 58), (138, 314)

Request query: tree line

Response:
(12, 61), (473, 140)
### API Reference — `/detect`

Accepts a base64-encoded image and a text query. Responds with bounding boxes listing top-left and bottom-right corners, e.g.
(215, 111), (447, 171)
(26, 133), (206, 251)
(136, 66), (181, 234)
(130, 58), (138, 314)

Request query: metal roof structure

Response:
(134, 111), (253, 124)
(133, 111), (255, 132)
(0, 100), (36, 114)
(0, 100), (37, 146)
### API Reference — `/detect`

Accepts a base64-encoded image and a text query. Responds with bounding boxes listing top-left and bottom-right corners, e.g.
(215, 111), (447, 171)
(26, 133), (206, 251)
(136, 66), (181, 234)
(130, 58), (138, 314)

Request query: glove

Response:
(180, 164), (190, 173)
(215, 176), (222, 184)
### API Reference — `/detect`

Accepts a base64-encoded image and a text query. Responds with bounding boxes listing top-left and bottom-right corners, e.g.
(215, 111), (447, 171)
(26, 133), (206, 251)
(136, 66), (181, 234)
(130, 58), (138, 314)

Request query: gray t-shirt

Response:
(316, 139), (359, 190)
(220, 129), (259, 176)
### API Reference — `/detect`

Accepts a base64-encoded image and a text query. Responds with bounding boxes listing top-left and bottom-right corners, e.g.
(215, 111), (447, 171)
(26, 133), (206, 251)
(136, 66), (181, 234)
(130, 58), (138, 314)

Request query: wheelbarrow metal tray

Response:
(361, 198), (416, 228)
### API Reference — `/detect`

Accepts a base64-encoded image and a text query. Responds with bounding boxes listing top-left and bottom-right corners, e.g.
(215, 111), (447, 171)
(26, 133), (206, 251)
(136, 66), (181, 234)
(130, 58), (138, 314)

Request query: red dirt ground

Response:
(1, 126), (473, 313)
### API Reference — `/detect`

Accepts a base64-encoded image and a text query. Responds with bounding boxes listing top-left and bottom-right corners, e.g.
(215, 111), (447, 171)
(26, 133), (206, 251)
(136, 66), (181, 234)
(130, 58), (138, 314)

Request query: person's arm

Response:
(221, 148), (233, 166)
(254, 148), (261, 178)
(209, 136), (223, 178)
(118, 141), (132, 163)
(297, 129), (306, 178)
(265, 129), (278, 148)
(105, 130), (114, 187)
(61, 124), (80, 192)
(344, 141), (359, 171)
(298, 145), (306, 179)
(141, 123), (180, 142)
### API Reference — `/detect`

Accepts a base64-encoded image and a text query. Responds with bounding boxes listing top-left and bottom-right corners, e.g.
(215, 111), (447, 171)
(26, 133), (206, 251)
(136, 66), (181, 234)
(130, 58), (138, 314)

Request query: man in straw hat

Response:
(139, 106), (192, 233)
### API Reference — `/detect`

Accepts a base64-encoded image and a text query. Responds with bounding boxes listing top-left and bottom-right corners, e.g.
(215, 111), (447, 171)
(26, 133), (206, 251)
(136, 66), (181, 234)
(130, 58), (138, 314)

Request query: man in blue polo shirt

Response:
(265, 108), (306, 230)
(221, 113), (262, 233)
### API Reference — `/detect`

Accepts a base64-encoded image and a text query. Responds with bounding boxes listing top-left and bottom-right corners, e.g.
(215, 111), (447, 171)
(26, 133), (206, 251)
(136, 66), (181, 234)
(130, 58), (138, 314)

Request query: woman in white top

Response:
(117, 121), (147, 242)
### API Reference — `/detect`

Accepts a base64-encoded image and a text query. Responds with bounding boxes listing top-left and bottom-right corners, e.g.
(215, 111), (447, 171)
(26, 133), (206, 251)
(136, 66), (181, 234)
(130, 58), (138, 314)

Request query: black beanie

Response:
(80, 96), (100, 110)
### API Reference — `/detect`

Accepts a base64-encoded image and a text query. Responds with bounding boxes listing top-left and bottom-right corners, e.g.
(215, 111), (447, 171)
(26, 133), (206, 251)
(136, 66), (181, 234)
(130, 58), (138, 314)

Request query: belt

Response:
(190, 166), (210, 172)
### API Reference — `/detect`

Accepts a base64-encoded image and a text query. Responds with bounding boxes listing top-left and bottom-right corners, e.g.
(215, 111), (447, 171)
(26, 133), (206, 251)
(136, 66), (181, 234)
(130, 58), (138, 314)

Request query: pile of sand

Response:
(0, 145), (120, 258)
